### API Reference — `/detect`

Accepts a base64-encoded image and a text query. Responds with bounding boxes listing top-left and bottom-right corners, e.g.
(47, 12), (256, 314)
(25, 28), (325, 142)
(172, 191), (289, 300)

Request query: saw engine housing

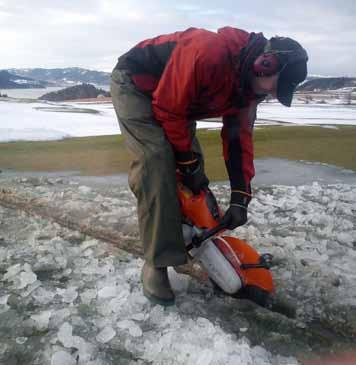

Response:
(178, 183), (275, 306)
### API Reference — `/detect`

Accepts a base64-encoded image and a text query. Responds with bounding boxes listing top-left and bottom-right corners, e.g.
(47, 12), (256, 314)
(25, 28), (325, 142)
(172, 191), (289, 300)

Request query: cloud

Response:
(0, 9), (11, 18)
(45, 9), (99, 25)
(0, 0), (355, 76)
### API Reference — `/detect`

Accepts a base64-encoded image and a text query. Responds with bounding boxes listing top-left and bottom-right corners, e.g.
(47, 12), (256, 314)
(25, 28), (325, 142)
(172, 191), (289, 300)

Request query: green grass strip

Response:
(0, 125), (355, 180)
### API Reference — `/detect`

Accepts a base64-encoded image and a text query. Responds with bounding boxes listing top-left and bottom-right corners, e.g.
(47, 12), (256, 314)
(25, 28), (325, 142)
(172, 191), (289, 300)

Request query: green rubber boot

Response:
(141, 262), (175, 306)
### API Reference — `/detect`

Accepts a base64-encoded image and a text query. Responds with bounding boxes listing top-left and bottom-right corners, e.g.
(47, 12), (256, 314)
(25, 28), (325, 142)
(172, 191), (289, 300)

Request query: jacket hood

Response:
(217, 27), (251, 57)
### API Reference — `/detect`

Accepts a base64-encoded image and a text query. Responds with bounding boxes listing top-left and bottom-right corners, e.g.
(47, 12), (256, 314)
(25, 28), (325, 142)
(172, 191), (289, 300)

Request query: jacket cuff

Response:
(230, 190), (252, 207)
(175, 150), (195, 163)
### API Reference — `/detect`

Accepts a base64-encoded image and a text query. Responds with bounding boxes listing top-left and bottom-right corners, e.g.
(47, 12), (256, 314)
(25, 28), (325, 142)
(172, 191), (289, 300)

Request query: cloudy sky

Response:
(1, 0), (355, 76)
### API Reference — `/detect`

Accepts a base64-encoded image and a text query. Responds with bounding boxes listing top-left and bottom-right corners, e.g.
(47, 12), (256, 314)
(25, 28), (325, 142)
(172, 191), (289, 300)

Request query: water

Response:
(1, 158), (355, 188)
(0, 85), (110, 99)
(0, 87), (66, 99)
(253, 158), (356, 186)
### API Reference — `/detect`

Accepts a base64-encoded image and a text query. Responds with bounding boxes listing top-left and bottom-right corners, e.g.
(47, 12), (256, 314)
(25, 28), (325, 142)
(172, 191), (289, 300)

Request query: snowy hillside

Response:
(6, 68), (111, 87)
(298, 77), (356, 92)
(0, 70), (50, 89)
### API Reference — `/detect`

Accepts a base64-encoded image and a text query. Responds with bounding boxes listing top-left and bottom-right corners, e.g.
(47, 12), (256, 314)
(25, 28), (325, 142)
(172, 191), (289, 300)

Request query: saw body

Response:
(178, 183), (275, 307)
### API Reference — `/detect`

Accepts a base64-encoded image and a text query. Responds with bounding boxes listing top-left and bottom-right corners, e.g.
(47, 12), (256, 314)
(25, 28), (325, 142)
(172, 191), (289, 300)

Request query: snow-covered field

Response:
(0, 100), (119, 142)
(1, 175), (356, 364)
(0, 96), (356, 142)
(258, 102), (356, 126)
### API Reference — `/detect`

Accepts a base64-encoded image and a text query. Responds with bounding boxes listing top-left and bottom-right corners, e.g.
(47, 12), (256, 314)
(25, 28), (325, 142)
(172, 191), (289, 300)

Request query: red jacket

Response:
(116, 27), (264, 196)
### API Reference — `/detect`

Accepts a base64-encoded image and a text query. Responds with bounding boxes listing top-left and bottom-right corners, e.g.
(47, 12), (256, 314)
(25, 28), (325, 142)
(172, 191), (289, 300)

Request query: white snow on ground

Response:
(1, 177), (356, 364)
(0, 128), (70, 142)
(0, 100), (120, 142)
(1, 97), (356, 142)
(258, 102), (356, 126)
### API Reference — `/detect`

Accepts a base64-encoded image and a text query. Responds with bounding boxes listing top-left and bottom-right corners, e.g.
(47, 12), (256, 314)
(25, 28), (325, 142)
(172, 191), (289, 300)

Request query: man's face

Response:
(251, 74), (279, 97)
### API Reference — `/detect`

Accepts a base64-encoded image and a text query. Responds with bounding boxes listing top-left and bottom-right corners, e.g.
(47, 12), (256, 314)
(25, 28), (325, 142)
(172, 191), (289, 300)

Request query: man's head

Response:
(251, 36), (308, 106)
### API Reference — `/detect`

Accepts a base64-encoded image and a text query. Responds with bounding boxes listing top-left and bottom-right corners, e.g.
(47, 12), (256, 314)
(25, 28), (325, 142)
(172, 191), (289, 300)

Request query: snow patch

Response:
(0, 128), (70, 142)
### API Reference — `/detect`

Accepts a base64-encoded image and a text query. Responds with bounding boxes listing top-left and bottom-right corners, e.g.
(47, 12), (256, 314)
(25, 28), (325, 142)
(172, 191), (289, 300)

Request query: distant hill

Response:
(39, 83), (110, 101)
(298, 77), (356, 92)
(7, 67), (111, 86)
(0, 70), (50, 89)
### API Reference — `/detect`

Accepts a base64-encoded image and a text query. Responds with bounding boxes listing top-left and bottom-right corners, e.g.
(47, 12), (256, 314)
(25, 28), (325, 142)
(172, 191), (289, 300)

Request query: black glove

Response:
(221, 204), (247, 229)
(221, 190), (251, 229)
(176, 156), (209, 195)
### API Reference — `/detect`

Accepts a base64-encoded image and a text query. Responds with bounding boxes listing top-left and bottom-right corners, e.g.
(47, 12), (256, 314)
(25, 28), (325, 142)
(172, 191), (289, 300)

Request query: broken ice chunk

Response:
(148, 305), (165, 325)
(51, 350), (76, 365)
(71, 336), (94, 363)
(15, 337), (28, 345)
(57, 287), (78, 303)
(0, 295), (10, 314)
(168, 267), (190, 293)
(2, 263), (22, 281)
(58, 322), (73, 348)
(30, 310), (52, 331)
(80, 239), (98, 251)
(98, 286), (117, 299)
(129, 313), (146, 321)
(96, 326), (116, 343)
(50, 308), (72, 327)
(80, 289), (97, 304)
(21, 280), (41, 298)
(57, 321), (94, 362)
(16, 270), (37, 289)
(117, 319), (143, 337)
(78, 185), (92, 194)
(196, 349), (214, 365)
(32, 287), (55, 304)
(54, 255), (67, 269)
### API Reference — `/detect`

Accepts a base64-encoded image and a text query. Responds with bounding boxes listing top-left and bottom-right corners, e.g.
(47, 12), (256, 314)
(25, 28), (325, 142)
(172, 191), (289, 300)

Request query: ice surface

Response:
(1, 178), (356, 364)
(1, 98), (356, 142)
(141, 316), (280, 365)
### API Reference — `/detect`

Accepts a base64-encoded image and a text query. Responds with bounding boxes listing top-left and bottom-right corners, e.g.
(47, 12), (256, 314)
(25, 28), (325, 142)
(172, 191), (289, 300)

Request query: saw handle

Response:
(191, 222), (228, 247)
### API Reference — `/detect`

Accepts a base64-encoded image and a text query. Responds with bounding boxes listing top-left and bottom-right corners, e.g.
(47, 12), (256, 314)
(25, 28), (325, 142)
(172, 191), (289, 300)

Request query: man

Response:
(111, 26), (308, 306)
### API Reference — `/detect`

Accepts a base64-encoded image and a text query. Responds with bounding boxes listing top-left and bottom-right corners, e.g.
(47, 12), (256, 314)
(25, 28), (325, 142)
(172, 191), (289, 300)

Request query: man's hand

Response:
(177, 158), (209, 195)
(221, 204), (247, 229)
(221, 190), (251, 229)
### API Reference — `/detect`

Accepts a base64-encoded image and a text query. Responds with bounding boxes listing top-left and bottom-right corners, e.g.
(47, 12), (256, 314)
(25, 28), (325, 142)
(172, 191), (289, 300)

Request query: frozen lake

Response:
(0, 96), (355, 142)
(0, 85), (110, 99)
